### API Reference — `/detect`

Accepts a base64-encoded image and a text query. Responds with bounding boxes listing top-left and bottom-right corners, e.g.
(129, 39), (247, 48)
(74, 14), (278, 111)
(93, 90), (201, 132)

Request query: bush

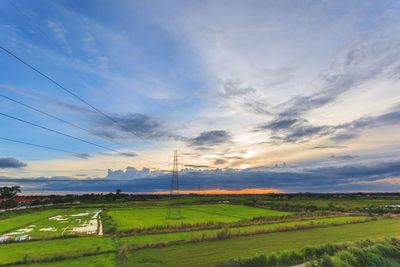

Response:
(238, 254), (266, 267)
(320, 254), (334, 267)
(216, 238), (400, 267)
(336, 251), (356, 265)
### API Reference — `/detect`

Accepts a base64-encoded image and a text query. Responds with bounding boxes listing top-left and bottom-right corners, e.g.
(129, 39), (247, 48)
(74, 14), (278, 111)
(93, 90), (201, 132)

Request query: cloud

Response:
(46, 19), (71, 53)
(1, 84), (93, 114)
(4, 159), (400, 193)
(262, 118), (300, 131)
(76, 153), (90, 159)
(184, 164), (209, 168)
(118, 152), (137, 157)
(106, 166), (155, 179)
(214, 159), (226, 165)
(0, 157), (27, 169)
(331, 108), (400, 141)
(260, 118), (334, 143)
(260, 103), (400, 144)
(256, 21), (400, 144)
(219, 80), (256, 98)
(189, 130), (231, 146)
(311, 145), (348, 149)
(330, 154), (357, 160)
(91, 113), (178, 141)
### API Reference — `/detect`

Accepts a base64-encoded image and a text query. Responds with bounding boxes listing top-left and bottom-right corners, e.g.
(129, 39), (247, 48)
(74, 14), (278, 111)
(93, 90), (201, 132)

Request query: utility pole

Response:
(166, 150), (182, 219)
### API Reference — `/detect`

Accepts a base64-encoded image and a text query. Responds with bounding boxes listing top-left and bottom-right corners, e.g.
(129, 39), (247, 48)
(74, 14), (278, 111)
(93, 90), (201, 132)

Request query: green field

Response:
(107, 204), (292, 231)
(126, 218), (400, 266)
(0, 215), (373, 266)
(119, 216), (370, 247)
(1, 209), (102, 240)
(2, 197), (400, 267)
(0, 236), (115, 265)
(0, 209), (62, 235)
(24, 253), (118, 267)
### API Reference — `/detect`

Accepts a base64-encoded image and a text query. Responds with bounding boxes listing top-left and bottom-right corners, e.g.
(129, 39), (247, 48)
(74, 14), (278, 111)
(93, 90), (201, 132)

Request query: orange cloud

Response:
(152, 188), (285, 194)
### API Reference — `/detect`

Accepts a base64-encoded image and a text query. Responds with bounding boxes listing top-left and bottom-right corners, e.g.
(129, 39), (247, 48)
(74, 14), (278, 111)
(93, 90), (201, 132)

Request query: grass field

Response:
(0, 209), (62, 236)
(0, 216), (372, 266)
(107, 204), (291, 231)
(2, 198), (400, 267)
(258, 198), (400, 210)
(119, 216), (370, 247)
(126, 219), (400, 266)
(1, 209), (102, 240)
(24, 253), (118, 267)
(0, 236), (115, 265)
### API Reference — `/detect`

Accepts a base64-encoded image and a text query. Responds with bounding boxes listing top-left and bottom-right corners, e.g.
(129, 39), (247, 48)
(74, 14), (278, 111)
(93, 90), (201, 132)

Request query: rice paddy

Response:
(1, 197), (399, 266)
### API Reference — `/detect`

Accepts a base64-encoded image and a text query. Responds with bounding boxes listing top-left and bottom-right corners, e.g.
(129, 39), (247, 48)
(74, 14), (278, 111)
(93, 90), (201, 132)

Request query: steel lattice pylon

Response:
(166, 150), (182, 219)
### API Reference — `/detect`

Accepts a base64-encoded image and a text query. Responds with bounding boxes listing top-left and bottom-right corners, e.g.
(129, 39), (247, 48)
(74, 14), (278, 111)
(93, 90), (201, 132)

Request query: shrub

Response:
(320, 254), (334, 267)
(336, 251), (356, 265)
(265, 252), (278, 266)
(238, 254), (266, 267)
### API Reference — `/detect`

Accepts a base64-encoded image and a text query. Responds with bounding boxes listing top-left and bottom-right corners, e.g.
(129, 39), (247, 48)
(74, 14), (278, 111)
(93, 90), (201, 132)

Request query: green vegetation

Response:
(218, 238), (400, 267)
(119, 216), (371, 248)
(3, 194), (400, 266)
(1, 209), (102, 240)
(125, 219), (400, 266)
(106, 204), (291, 232)
(24, 253), (118, 267)
(0, 209), (62, 235)
(0, 236), (115, 265)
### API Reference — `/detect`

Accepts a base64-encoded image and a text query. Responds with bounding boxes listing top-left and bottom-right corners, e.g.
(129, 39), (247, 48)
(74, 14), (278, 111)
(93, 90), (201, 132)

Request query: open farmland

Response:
(0, 236), (115, 265)
(125, 218), (400, 267)
(1, 195), (400, 266)
(118, 216), (371, 247)
(106, 204), (292, 231)
(0, 209), (62, 237)
(0, 209), (102, 241)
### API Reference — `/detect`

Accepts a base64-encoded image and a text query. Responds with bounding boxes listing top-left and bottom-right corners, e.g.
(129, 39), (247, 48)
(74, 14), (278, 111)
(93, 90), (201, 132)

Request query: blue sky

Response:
(1, 0), (400, 193)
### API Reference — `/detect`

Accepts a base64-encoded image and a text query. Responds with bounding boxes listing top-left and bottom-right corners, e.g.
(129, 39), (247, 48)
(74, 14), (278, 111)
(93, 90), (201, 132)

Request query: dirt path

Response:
(98, 211), (103, 235)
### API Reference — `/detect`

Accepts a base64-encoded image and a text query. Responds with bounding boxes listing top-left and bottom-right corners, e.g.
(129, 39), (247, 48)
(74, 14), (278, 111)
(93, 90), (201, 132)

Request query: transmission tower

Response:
(166, 150), (182, 219)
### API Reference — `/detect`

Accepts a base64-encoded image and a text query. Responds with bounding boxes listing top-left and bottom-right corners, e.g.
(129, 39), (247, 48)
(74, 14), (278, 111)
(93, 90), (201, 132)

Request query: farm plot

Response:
(119, 216), (371, 247)
(0, 209), (61, 236)
(0, 236), (115, 266)
(107, 204), (292, 231)
(126, 219), (400, 267)
(0, 210), (102, 241)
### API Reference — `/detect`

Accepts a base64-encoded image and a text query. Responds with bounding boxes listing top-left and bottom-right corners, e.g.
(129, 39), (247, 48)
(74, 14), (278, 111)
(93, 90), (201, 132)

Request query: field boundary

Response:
(106, 213), (369, 236)
(121, 216), (379, 251)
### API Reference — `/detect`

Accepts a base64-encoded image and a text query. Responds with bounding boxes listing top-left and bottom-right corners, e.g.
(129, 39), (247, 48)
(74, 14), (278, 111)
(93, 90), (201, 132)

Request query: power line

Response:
(0, 136), (89, 158)
(0, 45), (168, 154)
(0, 111), (120, 153)
(0, 96), (166, 165)
(0, 105), (165, 165)
(0, 93), (126, 147)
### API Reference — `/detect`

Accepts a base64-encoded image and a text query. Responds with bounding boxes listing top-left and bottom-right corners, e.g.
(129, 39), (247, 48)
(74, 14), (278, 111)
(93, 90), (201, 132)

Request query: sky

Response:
(1, 0), (400, 194)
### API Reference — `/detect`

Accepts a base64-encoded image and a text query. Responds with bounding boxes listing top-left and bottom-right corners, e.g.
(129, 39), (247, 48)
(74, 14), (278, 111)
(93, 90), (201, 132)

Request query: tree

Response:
(0, 186), (21, 198)
(116, 189), (122, 195)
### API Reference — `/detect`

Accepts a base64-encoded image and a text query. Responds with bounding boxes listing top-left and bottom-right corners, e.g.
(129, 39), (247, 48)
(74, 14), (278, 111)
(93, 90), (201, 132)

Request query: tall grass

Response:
(216, 237), (400, 267)
(101, 211), (117, 233)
